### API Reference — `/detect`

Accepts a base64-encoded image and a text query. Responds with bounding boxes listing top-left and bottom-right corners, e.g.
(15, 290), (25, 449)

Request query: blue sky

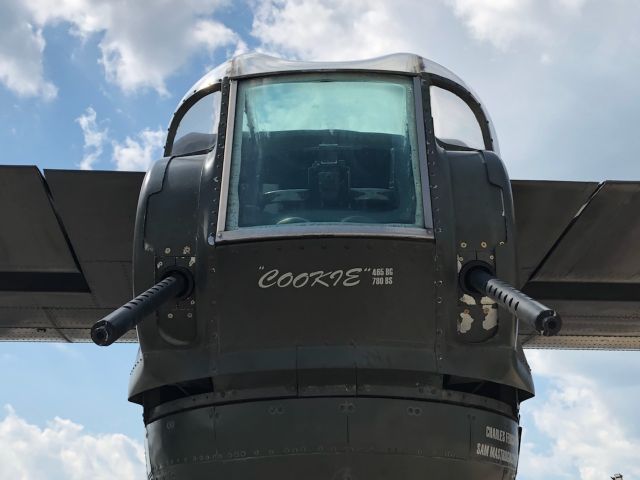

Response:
(1, 0), (640, 478)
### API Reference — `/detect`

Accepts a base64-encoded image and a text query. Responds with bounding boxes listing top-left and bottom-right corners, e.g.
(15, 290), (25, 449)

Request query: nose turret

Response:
(119, 53), (544, 479)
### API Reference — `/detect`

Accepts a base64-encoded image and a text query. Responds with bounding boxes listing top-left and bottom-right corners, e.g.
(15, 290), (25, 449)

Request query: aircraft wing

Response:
(0, 166), (143, 342)
(513, 180), (640, 349)
(1, 167), (638, 348)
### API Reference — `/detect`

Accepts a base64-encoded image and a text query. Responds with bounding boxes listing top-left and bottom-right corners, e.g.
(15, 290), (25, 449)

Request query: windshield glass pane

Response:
(430, 86), (485, 150)
(171, 91), (220, 156)
(226, 74), (424, 231)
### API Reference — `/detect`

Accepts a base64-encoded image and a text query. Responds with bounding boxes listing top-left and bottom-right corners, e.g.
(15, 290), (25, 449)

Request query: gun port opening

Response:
(94, 328), (107, 343)
(159, 268), (194, 300)
(459, 260), (494, 296)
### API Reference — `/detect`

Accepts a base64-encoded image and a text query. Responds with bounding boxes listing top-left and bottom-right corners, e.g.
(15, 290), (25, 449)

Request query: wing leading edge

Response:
(1, 169), (639, 349)
(0, 166), (143, 342)
(513, 180), (640, 349)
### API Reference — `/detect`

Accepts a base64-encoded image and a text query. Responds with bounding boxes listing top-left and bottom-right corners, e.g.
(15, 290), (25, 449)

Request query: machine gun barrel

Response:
(91, 273), (187, 346)
(465, 267), (562, 336)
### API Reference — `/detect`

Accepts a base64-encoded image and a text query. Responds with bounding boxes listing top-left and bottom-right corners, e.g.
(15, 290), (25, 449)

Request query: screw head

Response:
(460, 242), (467, 248)
(480, 241), (487, 248)
(164, 247), (171, 254)
(167, 313), (174, 319)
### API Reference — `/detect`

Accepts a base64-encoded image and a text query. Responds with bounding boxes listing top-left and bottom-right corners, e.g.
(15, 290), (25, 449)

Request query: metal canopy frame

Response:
(213, 73), (435, 244)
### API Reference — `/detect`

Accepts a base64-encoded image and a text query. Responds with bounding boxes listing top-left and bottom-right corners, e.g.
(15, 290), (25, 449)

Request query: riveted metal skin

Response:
(146, 397), (519, 480)
(129, 79), (231, 402)
(129, 150), (210, 400)
(420, 75), (534, 398)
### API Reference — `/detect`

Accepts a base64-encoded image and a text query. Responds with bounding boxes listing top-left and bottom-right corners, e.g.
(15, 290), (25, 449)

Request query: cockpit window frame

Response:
(428, 74), (496, 152)
(164, 83), (222, 157)
(214, 72), (435, 244)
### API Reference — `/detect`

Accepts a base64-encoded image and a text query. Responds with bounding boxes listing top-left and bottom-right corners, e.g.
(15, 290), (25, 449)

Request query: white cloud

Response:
(76, 106), (108, 170)
(253, 0), (427, 61)
(250, 0), (594, 60)
(251, 0), (640, 181)
(0, 405), (145, 480)
(112, 128), (165, 171)
(0, 0), (57, 100)
(443, 0), (549, 50)
(443, 0), (597, 50)
(75, 106), (164, 170)
(518, 351), (640, 479)
(0, 0), (241, 97)
(89, 1), (239, 94)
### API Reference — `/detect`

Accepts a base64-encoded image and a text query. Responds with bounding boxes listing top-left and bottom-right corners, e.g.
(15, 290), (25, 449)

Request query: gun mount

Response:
(461, 263), (562, 336)
(91, 272), (190, 346)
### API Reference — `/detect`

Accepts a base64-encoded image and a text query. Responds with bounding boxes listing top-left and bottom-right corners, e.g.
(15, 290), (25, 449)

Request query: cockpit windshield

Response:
(225, 73), (425, 232)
